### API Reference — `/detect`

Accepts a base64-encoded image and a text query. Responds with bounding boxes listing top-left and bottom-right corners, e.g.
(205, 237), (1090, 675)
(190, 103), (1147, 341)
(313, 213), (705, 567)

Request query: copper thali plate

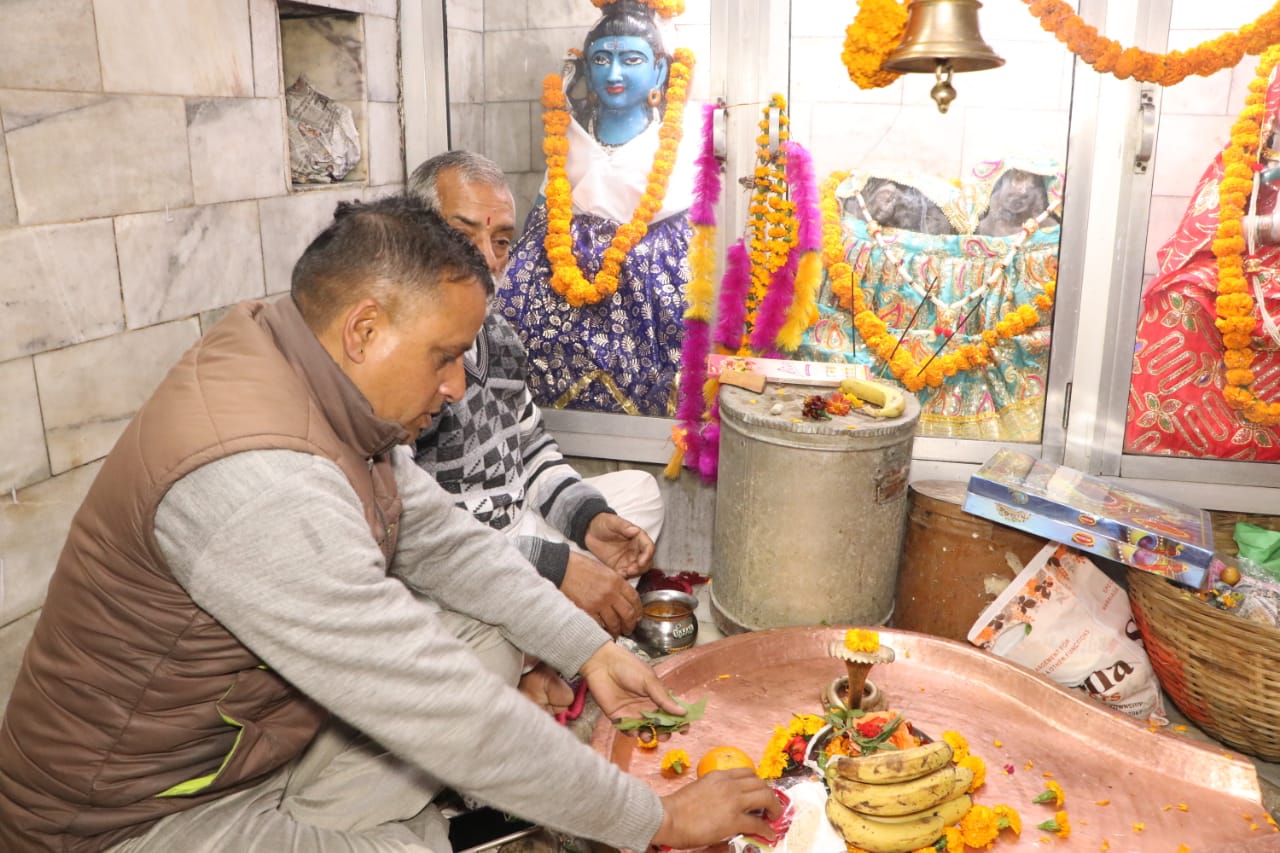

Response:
(591, 627), (1272, 851)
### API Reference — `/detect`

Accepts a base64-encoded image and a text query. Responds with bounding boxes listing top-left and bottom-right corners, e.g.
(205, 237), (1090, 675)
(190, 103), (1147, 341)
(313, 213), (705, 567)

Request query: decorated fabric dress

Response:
(798, 165), (1062, 442)
(1124, 76), (1280, 460)
(500, 113), (697, 416)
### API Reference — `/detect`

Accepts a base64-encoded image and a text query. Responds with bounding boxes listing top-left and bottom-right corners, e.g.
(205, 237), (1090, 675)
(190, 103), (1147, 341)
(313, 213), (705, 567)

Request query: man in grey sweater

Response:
(0, 196), (777, 852)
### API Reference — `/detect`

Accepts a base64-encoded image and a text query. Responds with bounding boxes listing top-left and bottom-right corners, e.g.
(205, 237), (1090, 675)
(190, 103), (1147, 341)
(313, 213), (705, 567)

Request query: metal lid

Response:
(718, 382), (920, 449)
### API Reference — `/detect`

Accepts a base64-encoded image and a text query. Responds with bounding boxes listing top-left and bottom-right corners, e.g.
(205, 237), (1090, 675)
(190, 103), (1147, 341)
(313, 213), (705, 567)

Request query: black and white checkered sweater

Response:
(414, 313), (611, 586)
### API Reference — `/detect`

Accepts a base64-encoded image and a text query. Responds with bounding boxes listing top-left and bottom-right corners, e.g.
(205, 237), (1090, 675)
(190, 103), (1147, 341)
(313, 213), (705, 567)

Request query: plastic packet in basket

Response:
(968, 543), (1168, 725)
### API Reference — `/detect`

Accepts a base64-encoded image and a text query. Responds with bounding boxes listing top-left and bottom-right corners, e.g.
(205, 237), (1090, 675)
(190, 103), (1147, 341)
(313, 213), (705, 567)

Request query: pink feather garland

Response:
(689, 103), (722, 227)
(674, 103), (721, 480)
(712, 240), (752, 352)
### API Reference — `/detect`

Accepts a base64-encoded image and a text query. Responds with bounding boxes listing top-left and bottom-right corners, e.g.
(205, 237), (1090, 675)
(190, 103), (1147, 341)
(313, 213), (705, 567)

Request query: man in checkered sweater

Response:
(410, 153), (665, 663)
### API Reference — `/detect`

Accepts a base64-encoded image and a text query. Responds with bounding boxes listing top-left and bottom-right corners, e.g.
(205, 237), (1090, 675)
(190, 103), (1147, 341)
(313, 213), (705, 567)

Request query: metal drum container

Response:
(711, 382), (920, 634)
(893, 480), (1047, 641)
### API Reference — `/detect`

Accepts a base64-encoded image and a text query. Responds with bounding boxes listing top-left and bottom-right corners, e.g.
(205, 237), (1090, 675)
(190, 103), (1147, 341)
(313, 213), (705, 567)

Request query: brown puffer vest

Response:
(0, 299), (406, 851)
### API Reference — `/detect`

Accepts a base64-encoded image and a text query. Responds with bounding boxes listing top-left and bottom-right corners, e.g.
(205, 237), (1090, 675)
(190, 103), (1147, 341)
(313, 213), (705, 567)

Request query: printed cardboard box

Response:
(963, 448), (1214, 590)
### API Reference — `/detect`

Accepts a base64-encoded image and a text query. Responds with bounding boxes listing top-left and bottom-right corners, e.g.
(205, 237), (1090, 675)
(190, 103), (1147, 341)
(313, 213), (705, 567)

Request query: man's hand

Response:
(584, 513), (655, 579)
(517, 662), (574, 715)
(653, 768), (781, 849)
(578, 641), (683, 719)
(562, 552), (642, 636)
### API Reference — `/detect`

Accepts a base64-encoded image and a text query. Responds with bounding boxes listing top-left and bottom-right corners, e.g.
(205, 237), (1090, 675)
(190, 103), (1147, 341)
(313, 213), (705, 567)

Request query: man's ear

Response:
(342, 298), (382, 363)
(655, 56), (669, 91)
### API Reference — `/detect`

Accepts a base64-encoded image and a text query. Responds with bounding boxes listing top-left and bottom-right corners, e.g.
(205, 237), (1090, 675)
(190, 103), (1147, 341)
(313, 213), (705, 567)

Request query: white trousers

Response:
(511, 469), (665, 552)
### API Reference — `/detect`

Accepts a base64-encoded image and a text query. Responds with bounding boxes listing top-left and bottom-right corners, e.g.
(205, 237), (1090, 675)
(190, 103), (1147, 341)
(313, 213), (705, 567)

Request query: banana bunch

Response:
(823, 742), (974, 853)
(839, 377), (906, 419)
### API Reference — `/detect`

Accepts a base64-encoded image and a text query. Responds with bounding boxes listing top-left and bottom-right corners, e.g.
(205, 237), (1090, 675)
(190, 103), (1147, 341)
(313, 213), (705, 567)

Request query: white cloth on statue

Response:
(543, 113), (699, 223)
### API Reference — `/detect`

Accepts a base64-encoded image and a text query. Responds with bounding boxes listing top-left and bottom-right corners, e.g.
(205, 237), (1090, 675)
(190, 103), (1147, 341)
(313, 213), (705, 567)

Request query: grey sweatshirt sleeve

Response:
(154, 448), (663, 851)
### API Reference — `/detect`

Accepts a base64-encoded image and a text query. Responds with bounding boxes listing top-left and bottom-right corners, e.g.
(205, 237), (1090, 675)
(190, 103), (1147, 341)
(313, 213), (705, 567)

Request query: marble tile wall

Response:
(1142, 0), (1276, 276)
(35, 319), (203, 474)
(0, 0), (408, 636)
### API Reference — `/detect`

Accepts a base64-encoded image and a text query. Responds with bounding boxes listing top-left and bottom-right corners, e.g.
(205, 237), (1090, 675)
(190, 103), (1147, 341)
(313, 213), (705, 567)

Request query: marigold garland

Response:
(819, 173), (1057, 392)
(842, 0), (908, 90)
(1214, 46), (1280, 427)
(743, 94), (794, 346)
(820, 170), (854, 309)
(540, 47), (695, 307)
(1025, 0), (1280, 85)
(590, 0), (684, 17)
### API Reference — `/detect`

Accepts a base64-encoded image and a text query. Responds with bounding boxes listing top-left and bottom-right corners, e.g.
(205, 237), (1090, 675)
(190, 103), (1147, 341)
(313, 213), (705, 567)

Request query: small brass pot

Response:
(633, 590), (699, 655)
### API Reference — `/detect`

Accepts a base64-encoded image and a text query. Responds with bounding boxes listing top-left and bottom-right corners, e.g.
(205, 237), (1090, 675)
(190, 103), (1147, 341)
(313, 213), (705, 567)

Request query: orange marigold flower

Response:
(960, 804), (1001, 848)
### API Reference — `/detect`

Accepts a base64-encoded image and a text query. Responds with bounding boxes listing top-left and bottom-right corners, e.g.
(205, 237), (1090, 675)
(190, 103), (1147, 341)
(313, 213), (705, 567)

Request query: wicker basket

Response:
(1128, 567), (1280, 761)
(1210, 510), (1280, 558)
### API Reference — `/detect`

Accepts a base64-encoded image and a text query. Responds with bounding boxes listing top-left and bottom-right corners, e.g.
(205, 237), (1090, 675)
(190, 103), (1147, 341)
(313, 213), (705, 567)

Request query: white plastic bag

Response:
(968, 543), (1168, 725)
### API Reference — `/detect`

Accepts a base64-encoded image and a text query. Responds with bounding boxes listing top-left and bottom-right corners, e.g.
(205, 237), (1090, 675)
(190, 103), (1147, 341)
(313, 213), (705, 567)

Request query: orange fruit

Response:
(696, 745), (756, 777)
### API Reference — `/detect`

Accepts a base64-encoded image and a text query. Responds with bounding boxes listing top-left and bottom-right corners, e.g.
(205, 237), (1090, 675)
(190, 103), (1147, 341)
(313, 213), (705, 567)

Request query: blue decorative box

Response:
(963, 448), (1215, 590)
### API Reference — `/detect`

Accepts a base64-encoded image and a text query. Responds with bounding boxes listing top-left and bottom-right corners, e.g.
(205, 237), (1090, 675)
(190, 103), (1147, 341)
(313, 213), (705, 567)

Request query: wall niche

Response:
(279, 1), (369, 187)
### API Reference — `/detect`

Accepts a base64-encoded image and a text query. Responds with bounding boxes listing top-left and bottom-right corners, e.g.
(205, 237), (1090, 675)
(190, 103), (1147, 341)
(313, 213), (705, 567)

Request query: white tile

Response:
(117, 201), (265, 329)
(258, 187), (367, 295)
(0, 0), (101, 92)
(0, 358), (50, 493)
(484, 28), (584, 102)
(0, 133), (15, 228)
(281, 15), (367, 102)
(0, 220), (123, 362)
(789, 1), (843, 38)
(250, 0), (284, 97)
(980, 1), (1063, 43)
(485, 101), (532, 173)
(365, 14), (401, 103)
(1, 92), (193, 225)
(1151, 113), (1233, 197)
(447, 0), (484, 31)
(1228, 52), (1267, 115)
(367, 101), (405, 186)
(0, 461), (101, 628)
(35, 320), (202, 474)
(486, 0), (528, 31)
(0, 611), (39, 714)
(188, 98), (288, 204)
(528, 99), (548, 174)
(959, 107), (1069, 173)
(804, 103), (965, 182)
(448, 27), (486, 104)
(1169, 0), (1273, 30)
(681, 0), (711, 27)
(1161, 30), (1236, 116)
(507, 171), (545, 234)
(450, 102), (485, 153)
(95, 0), (253, 97)
(1145, 194), (1193, 277)
(791, 36), (903, 106)
(529, 0), (599, 29)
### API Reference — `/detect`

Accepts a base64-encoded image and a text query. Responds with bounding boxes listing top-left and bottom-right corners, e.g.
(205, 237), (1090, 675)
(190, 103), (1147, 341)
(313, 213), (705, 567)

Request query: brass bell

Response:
(882, 0), (1004, 113)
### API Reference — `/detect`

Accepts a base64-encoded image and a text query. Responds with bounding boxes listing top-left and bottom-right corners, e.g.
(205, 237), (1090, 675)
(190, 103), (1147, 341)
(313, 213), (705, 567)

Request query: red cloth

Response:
(1125, 75), (1280, 460)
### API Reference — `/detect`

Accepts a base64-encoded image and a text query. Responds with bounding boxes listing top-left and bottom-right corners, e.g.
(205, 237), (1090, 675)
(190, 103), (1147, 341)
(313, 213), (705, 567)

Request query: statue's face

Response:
(586, 35), (665, 113)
